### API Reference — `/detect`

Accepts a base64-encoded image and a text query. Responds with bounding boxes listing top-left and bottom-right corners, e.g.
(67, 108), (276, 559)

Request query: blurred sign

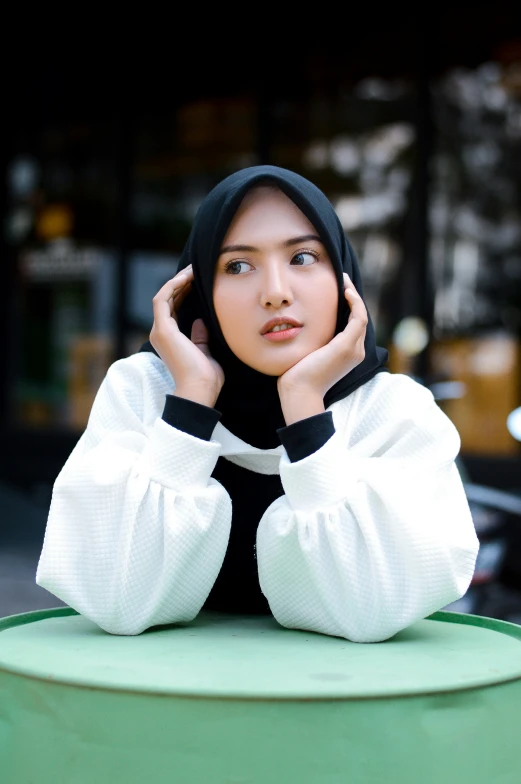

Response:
(21, 239), (102, 281)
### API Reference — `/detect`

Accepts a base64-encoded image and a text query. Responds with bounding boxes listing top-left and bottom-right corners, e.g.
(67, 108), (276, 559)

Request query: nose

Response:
(260, 261), (294, 308)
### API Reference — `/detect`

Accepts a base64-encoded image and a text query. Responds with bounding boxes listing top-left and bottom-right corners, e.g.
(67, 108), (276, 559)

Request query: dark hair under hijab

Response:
(141, 165), (388, 449)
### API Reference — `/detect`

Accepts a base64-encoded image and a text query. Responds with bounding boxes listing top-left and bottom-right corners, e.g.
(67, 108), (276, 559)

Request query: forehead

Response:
(223, 185), (318, 243)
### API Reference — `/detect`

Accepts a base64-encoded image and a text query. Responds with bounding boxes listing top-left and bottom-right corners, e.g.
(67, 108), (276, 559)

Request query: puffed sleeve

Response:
(256, 374), (479, 643)
(36, 354), (232, 635)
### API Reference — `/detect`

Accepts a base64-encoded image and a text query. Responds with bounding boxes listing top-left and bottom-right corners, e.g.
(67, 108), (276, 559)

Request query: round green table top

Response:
(1, 608), (520, 699)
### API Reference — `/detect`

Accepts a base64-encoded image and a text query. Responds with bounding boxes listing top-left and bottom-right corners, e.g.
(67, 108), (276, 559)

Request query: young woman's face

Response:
(213, 186), (339, 376)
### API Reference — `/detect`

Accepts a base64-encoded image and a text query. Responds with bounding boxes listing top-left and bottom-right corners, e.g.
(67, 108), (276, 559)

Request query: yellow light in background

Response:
(36, 204), (73, 241)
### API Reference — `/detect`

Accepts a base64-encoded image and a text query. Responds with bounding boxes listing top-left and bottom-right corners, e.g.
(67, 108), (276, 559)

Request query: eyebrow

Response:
(219, 234), (322, 255)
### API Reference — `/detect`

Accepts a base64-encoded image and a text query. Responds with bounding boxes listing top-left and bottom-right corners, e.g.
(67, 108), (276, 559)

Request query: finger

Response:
(170, 279), (192, 316)
(169, 276), (191, 297)
(170, 273), (194, 302)
(340, 291), (367, 351)
(169, 268), (194, 310)
(153, 282), (191, 324)
(191, 318), (212, 358)
(343, 271), (354, 289)
(153, 268), (193, 321)
(344, 284), (367, 325)
(156, 266), (194, 302)
(169, 268), (194, 297)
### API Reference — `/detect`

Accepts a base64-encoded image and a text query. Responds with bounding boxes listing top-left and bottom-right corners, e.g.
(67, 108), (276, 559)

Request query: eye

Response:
(291, 251), (318, 266)
(224, 260), (253, 275)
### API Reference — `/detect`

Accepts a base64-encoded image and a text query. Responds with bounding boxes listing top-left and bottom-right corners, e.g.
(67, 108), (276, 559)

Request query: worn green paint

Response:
(0, 608), (520, 783)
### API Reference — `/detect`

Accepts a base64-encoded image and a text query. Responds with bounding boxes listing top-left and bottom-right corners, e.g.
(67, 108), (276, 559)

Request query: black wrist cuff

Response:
(162, 395), (221, 441)
(277, 411), (335, 462)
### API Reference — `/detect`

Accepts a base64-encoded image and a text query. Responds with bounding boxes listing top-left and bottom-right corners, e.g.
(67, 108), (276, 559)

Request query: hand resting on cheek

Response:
(277, 273), (368, 425)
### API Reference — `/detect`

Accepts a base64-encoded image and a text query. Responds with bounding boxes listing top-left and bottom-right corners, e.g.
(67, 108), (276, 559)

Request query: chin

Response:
(255, 365), (288, 377)
(246, 348), (310, 377)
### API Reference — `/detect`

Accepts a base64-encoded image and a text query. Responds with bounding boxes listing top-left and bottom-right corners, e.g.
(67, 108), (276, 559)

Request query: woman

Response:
(36, 165), (479, 641)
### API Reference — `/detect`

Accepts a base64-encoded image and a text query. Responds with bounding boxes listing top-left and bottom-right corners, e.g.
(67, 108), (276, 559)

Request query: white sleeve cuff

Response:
(139, 417), (221, 492)
(279, 430), (358, 511)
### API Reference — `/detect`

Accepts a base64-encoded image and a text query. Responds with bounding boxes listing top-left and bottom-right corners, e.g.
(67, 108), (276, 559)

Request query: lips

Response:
(260, 317), (303, 335)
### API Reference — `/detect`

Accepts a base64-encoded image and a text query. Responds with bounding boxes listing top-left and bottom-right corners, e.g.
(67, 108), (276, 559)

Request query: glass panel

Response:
(428, 62), (521, 454)
(6, 120), (119, 432)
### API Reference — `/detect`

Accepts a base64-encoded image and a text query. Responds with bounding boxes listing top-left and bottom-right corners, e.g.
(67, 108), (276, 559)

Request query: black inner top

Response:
(140, 349), (336, 614)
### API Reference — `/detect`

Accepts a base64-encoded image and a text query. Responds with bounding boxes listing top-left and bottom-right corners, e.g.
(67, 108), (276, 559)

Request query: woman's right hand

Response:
(150, 264), (225, 408)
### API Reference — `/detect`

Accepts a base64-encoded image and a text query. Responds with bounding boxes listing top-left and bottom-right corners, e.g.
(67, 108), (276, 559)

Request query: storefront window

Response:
(6, 121), (119, 431)
(428, 62), (521, 455)
(6, 63), (519, 447)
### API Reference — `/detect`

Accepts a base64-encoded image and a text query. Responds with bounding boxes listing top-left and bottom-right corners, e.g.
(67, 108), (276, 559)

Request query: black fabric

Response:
(162, 394), (221, 441)
(158, 164), (388, 449)
(201, 413), (333, 613)
(277, 411), (335, 463)
(202, 458), (282, 614)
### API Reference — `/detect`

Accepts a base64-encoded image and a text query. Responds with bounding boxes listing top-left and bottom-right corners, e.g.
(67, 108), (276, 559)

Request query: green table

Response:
(1, 607), (520, 783)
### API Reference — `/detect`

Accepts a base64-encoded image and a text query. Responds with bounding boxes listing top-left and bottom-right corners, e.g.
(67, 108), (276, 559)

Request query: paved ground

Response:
(0, 546), (65, 618)
(0, 481), (66, 619)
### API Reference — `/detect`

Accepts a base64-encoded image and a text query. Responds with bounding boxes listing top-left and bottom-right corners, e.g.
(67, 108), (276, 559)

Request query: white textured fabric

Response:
(36, 351), (479, 640)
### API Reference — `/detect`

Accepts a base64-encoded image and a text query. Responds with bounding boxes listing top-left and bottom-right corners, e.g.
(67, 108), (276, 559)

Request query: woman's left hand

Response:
(277, 273), (368, 425)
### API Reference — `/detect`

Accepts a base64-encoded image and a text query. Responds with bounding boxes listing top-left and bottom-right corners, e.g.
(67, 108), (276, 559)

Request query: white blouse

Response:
(36, 351), (479, 641)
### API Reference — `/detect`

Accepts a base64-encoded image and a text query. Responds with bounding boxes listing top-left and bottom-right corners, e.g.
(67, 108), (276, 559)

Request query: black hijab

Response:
(143, 165), (388, 448)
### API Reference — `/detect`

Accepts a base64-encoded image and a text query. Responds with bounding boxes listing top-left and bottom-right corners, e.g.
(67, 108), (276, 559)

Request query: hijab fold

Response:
(142, 165), (388, 448)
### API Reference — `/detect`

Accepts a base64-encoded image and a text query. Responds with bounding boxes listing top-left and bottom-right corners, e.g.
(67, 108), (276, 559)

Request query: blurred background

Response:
(1, 8), (520, 621)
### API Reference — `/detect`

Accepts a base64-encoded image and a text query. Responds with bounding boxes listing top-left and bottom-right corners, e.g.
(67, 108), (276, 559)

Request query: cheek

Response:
(309, 278), (339, 341)
(213, 282), (231, 331)
(213, 283), (249, 346)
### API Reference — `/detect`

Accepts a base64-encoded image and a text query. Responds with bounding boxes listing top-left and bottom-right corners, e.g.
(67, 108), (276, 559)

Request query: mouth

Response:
(260, 317), (303, 335)
(260, 317), (303, 343)
(262, 326), (302, 343)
